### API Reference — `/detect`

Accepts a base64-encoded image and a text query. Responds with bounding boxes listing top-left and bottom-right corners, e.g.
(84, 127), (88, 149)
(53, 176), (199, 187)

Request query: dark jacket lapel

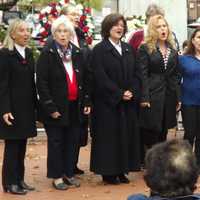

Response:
(103, 39), (122, 60)
(121, 42), (131, 82)
(47, 42), (66, 75)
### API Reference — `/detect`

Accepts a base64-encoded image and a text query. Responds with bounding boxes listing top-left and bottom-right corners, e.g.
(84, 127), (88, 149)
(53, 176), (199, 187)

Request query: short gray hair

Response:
(145, 3), (165, 21)
(51, 16), (75, 38)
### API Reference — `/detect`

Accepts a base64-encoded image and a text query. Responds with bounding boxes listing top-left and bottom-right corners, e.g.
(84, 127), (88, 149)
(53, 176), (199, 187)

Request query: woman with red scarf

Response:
(36, 16), (91, 190)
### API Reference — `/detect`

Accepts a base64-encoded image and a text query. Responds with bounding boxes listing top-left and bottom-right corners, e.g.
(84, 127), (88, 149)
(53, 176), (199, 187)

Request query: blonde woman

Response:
(0, 19), (37, 194)
(138, 15), (181, 147)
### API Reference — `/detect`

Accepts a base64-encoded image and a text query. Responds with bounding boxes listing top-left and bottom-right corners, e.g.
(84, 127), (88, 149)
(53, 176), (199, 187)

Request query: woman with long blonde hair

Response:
(138, 15), (181, 150)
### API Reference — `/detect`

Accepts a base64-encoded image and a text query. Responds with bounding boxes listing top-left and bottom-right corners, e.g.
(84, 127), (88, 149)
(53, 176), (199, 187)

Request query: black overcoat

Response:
(0, 48), (37, 139)
(90, 39), (141, 175)
(44, 29), (91, 145)
(36, 41), (91, 126)
(138, 44), (181, 132)
(76, 28), (92, 146)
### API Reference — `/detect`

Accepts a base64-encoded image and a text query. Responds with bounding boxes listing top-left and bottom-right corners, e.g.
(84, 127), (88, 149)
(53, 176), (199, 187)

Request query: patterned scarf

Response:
(55, 41), (72, 62)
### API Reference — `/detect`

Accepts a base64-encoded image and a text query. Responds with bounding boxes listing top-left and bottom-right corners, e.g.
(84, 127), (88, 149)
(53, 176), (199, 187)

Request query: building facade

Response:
(188, 0), (200, 22)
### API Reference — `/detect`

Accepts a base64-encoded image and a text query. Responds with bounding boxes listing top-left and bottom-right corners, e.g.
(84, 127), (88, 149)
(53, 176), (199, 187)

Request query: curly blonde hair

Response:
(144, 15), (175, 54)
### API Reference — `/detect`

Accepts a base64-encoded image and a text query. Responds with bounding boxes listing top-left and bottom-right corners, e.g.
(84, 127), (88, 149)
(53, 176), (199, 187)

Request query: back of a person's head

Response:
(144, 139), (198, 198)
(145, 3), (165, 22)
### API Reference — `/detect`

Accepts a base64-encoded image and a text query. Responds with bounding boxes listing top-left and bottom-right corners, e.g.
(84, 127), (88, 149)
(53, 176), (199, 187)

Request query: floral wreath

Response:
(33, 0), (94, 45)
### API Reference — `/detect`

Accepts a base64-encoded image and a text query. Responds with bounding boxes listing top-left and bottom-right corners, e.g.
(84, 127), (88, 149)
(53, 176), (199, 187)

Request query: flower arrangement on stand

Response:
(29, 0), (95, 46)
(78, 5), (95, 45)
(35, 2), (60, 45)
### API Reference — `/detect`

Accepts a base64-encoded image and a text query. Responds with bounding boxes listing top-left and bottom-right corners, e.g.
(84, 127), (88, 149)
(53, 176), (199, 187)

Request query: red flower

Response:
(39, 14), (44, 20)
(85, 7), (91, 14)
(21, 59), (27, 65)
(80, 15), (86, 22)
(64, 0), (69, 3)
(82, 26), (89, 33)
(50, 8), (57, 15)
(86, 36), (93, 45)
(44, 22), (50, 29)
(41, 30), (49, 37)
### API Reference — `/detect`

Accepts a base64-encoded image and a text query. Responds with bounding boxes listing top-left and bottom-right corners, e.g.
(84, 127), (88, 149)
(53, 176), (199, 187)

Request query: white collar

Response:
(14, 43), (26, 58)
(108, 38), (122, 55)
(109, 38), (121, 47)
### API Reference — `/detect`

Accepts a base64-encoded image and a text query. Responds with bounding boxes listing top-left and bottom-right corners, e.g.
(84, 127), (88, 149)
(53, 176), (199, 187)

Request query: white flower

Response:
(87, 23), (95, 29)
(69, 0), (76, 5)
(40, 27), (45, 33)
(126, 15), (145, 31)
(76, 4), (83, 10)
(41, 6), (52, 14)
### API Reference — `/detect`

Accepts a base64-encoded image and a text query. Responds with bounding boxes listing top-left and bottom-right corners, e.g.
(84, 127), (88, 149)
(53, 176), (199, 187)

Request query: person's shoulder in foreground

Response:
(128, 194), (200, 200)
(128, 194), (149, 200)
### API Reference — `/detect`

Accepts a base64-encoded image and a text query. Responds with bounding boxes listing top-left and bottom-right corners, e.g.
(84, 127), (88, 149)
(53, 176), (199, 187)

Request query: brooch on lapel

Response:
(21, 59), (28, 65)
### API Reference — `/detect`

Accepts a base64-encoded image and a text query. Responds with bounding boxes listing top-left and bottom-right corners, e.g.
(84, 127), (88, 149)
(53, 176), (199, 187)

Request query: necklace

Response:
(160, 47), (170, 70)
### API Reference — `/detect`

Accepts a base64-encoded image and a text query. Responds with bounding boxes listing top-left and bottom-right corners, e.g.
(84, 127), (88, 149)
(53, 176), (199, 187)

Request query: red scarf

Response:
(65, 67), (78, 101)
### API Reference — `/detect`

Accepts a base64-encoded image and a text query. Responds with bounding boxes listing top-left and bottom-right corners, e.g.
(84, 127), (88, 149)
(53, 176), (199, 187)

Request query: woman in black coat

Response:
(45, 6), (92, 175)
(90, 13), (141, 184)
(138, 15), (181, 147)
(0, 19), (37, 195)
(60, 5), (92, 174)
(36, 16), (91, 190)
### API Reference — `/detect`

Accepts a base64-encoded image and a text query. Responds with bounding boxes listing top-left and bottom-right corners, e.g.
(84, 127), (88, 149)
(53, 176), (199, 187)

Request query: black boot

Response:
(102, 175), (120, 185)
(118, 174), (130, 184)
(3, 184), (27, 195)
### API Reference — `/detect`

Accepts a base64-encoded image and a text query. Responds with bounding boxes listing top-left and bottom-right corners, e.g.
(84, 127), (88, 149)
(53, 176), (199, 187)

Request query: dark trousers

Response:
(140, 127), (167, 163)
(2, 139), (27, 187)
(182, 105), (200, 165)
(45, 125), (80, 178)
(74, 117), (89, 167)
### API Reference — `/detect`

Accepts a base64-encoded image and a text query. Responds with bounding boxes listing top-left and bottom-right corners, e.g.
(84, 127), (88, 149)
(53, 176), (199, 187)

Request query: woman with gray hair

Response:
(36, 16), (91, 190)
(0, 19), (37, 195)
(60, 3), (92, 176)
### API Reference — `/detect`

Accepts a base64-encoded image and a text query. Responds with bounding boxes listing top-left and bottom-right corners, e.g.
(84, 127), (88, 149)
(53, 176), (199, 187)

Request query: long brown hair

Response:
(185, 28), (200, 56)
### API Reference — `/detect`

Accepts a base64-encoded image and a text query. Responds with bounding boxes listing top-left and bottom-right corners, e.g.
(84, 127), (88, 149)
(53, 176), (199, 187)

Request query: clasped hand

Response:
(123, 90), (133, 101)
(3, 112), (14, 126)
